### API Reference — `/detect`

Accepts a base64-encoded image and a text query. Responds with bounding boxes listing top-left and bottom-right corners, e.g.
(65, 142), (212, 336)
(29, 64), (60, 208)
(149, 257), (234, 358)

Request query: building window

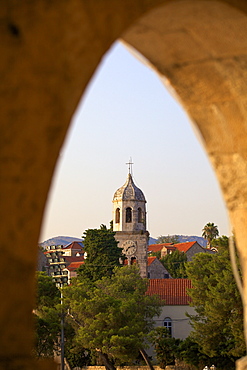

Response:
(115, 208), (120, 223)
(138, 207), (143, 223)
(164, 317), (172, 336)
(126, 207), (132, 223)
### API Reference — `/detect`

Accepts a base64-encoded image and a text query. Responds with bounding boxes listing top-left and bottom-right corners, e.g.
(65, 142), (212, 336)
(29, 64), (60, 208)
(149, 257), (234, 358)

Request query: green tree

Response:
(160, 250), (187, 278)
(64, 265), (161, 370)
(202, 222), (219, 248)
(211, 235), (229, 251)
(150, 327), (181, 369)
(156, 235), (180, 244)
(149, 251), (161, 259)
(78, 224), (122, 282)
(186, 247), (245, 369)
(36, 271), (60, 308)
(35, 272), (91, 367)
(34, 272), (61, 357)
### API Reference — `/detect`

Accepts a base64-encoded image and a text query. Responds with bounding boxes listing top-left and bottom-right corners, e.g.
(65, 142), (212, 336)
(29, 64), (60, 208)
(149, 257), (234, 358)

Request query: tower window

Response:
(131, 257), (136, 265)
(138, 207), (143, 223)
(164, 317), (172, 336)
(115, 208), (120, 223)
(126, 207), (132, 223)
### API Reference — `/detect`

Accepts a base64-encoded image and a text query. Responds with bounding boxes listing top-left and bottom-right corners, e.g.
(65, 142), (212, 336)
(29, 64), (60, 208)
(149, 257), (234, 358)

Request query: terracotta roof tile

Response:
(148, 243), (173, 253)
(148, 256), (157, 266)
(64, 256), (84, 263)
(147, 279), (192, 305)
(175, 241), (197, 253)
(65, 261), (84, 271)
(63, 241), (84, 250)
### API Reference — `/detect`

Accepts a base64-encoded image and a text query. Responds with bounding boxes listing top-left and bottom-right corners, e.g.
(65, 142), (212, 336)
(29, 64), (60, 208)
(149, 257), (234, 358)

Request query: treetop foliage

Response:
(34, 272), (61, 358)
(64, 265), (162, 364)
(78, 224), (123, 282)
(211, 235), (229, 251)
(202, 222), (219, 248)
(186, 240), (245, 366)
(160, 250), (187, 278)
(36, 271), (60, 309)
(156, 235), (180, 244)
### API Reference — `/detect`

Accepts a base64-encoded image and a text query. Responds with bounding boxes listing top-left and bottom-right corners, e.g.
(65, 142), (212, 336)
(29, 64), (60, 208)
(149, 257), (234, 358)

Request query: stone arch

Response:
(2, 1), (247, 368)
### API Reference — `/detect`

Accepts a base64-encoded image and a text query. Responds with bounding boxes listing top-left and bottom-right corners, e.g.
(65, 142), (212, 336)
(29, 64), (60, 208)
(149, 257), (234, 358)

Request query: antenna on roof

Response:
(126, 157), (134, 176)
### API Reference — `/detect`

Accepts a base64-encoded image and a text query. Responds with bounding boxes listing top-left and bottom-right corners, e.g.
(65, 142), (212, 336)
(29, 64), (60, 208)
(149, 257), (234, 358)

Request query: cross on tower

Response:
(126, 157), (133, 175)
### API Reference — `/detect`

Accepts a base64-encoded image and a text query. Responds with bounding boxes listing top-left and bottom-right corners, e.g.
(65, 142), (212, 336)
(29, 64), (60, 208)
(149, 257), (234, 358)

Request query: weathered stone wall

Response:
(2, 1), (247, 369)
(148, 258), (170, 279)
(115, 230), (149, 278)
(185, 243), (211, 261)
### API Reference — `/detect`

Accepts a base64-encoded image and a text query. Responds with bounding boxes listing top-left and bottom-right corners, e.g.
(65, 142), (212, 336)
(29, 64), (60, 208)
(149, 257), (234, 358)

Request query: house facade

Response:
(147, 256), (171, 279)
(147, 279), (195, 339)
(149, 241), (214, 262)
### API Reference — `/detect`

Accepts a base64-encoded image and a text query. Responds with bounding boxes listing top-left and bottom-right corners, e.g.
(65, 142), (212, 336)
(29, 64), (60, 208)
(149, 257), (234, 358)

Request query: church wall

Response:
(145, 305), (195, 363)
(113, 199), (146, 232)
(155, 305), (195, 340)
(115, 230), (149, 278)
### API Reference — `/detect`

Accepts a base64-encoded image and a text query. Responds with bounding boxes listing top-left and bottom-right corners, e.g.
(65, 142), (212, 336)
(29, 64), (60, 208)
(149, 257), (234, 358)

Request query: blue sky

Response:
(40, 41), (229, 242)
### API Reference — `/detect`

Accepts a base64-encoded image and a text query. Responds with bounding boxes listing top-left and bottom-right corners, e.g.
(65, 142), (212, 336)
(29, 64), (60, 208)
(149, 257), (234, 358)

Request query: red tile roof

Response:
(148, 241), (201, 254)
(148, 243), (173, 253)
(63, 241), (84, 250)
(175, 241), (197, 253)
(65, 261), (84, 271)
(64, 256), (84, 263)
(147, 279), (192, 305)
(148, 256), (157, 266)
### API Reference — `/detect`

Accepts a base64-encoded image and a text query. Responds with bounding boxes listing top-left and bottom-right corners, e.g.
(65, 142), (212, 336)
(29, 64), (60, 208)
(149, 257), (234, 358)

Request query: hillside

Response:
(39, 236), (83, 249)
(40, 234), (207, 249)
(149, 235), (207, 247)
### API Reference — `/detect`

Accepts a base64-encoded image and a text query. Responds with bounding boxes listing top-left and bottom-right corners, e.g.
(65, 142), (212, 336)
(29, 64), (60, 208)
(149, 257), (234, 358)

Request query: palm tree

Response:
(202, 222), (219, 248)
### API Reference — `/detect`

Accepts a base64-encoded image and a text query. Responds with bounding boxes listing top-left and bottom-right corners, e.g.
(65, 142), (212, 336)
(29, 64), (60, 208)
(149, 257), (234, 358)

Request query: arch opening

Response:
(4, 1), (247, 368)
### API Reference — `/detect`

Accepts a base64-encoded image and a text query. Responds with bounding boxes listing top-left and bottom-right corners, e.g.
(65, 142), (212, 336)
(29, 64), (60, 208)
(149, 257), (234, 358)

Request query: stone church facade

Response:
(112, 172), (149, 278)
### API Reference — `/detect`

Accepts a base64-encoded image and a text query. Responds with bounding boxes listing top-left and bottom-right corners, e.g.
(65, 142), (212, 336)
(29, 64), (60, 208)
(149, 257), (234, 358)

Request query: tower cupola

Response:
(112, 172), (147, 232)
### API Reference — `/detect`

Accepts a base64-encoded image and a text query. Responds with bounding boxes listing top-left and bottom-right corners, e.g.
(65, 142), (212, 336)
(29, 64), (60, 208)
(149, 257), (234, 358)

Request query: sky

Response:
(39, 41), (230, 243)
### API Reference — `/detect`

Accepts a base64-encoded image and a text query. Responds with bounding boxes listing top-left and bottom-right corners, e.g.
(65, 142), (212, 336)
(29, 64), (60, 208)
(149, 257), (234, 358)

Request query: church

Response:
(112, 167), (194, 342)
(112, 167), (149, 278)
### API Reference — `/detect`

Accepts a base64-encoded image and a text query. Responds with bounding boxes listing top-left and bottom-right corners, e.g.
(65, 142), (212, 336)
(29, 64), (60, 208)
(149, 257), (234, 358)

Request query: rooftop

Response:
(148, 243), (174, 253)
(147, 279), (192, 305)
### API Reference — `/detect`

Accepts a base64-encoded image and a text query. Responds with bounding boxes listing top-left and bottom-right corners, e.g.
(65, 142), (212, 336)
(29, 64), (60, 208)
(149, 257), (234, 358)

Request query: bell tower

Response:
(112, 161), (149, 278)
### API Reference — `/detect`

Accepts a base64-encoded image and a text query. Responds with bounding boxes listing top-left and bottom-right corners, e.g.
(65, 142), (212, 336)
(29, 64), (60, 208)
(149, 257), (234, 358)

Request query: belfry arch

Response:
(2, 1), (247, 369)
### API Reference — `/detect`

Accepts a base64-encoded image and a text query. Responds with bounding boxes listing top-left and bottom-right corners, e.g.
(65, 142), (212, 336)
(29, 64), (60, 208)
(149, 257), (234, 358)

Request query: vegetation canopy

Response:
(202, 222), (219, 248)
(186, 237), (244, 368)
(160, 249), (187, 278)
(64, 265), (162, 368)
(77, 224), (122, 282)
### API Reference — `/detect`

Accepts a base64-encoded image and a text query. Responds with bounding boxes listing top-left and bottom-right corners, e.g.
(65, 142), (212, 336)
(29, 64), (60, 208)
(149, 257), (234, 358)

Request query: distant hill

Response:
(149, 235), (207, 247)
(149, 237), (158, 245)
(39, 236), (83, 249)
(176, 235), (207, 247)
(40, 234), (207, 249)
